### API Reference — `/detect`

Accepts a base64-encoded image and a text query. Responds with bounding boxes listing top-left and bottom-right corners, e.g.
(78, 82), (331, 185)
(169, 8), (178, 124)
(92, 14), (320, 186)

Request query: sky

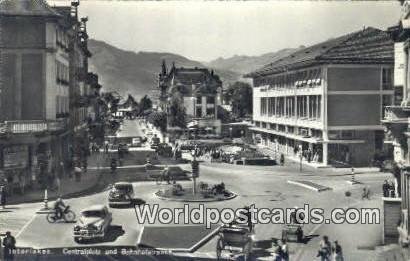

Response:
(51, 0), (403, 62)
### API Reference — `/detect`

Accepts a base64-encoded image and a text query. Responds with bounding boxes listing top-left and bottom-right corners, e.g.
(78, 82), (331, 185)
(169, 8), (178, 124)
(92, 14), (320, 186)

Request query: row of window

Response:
(254, 68), (322, 88)
(56, 61), (69, 85)
(260, 95), (322, 119)
(56, 96), (69, 114)
(254, 121), (323, 139)
(196, 96), (215, 104)
(56, 28), (69, 50)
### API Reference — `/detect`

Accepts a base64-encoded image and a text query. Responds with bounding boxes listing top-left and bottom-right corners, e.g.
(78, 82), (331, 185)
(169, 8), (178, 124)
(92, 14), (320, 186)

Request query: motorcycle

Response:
(46, 206), (76, 223)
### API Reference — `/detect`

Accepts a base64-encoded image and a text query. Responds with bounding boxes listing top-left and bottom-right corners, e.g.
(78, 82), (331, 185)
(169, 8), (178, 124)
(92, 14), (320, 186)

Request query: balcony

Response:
(0, 119), (68, 134)
(382, 106), (410, 124)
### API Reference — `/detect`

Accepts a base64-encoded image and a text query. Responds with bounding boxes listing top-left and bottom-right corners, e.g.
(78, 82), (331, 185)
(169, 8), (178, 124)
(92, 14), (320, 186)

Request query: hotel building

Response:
(246, 27), (394, 167)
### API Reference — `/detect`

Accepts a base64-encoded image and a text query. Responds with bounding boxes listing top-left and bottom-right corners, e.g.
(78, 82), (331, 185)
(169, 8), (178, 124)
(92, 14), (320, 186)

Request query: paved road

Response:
(2, 119), (394, 260)
(8, 161), (390, 260)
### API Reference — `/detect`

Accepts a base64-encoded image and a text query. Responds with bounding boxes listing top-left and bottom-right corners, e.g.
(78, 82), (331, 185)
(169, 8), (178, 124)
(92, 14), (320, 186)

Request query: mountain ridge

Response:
(87, 39), (300, 99)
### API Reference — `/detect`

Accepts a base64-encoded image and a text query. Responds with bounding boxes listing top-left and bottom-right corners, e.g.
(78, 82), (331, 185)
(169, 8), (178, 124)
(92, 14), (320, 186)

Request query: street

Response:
(1, 120), (392, 260)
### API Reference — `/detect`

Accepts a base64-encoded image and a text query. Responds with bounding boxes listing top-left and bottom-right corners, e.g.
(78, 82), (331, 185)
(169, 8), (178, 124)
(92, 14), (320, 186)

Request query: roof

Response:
(246, 27), (394, 77)
(81, 205), (106, 212)
(0, 0), (61, 17)
(170, 67), (221, 85)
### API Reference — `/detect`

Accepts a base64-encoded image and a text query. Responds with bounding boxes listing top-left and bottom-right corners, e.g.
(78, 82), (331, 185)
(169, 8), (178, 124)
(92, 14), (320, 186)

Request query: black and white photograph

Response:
(0, 0), (408, 260)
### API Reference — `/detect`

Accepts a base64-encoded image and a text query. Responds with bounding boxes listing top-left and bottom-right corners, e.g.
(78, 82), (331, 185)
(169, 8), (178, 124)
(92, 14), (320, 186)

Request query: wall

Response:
(327, 67), (381, 91)
(1, 17), (45, 48)
(327, 95), (381, 126)
(21, 53), (44, 119)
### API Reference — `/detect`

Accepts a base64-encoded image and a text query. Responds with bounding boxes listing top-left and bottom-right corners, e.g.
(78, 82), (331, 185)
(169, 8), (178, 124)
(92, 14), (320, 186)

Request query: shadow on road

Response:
(302, 234), (320, 244)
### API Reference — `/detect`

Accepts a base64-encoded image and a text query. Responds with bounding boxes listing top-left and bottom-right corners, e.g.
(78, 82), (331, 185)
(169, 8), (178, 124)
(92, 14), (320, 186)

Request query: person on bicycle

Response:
(54, 197), (66, 219)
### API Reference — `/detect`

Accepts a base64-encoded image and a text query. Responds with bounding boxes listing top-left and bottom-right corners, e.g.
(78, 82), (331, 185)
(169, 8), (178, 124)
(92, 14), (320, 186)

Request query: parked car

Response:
(118, 143), (129, 153)
(108, 182), (135, 207)
(73, 205), (112, 242)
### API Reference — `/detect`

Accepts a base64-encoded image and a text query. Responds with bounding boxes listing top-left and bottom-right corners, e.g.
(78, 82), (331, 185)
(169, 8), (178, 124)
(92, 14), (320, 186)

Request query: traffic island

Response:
(155, 185), (237, 202)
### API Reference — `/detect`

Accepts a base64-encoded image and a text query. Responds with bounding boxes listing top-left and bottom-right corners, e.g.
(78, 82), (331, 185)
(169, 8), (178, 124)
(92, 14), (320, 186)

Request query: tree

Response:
(217, 105), (232, 123)
(147, 111), (167, 132)
(168, 97), (186, 129)
(224, 81), (253, 118)
(139, 95), (152, 113)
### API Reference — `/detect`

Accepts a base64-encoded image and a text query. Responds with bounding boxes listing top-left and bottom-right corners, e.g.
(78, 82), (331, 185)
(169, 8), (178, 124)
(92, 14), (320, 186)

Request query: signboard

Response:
(3, 145), (29, 169)
(394, 42), (405, 87)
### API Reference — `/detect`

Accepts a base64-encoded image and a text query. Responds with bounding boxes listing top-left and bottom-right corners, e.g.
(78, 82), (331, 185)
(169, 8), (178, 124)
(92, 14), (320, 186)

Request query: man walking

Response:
(332, 240), (344, 261)
(318, 235), (332, 261)
(2, 231), (16, 261)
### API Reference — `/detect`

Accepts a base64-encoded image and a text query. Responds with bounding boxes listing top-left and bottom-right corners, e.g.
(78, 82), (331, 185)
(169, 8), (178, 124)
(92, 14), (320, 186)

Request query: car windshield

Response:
(115, 185), (132, 192)
(82, 210), (105, 218)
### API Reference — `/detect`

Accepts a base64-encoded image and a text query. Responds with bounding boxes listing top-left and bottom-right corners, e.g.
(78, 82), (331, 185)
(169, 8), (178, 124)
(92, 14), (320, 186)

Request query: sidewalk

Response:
(4, 152), (111, 205)
(256, 145), (381, 175)
(5, 169), (105, 205)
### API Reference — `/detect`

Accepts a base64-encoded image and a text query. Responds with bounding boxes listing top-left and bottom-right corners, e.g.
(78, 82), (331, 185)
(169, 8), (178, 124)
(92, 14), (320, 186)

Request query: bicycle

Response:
(156, 175), (174, 185)
(46, 206), (76, 223)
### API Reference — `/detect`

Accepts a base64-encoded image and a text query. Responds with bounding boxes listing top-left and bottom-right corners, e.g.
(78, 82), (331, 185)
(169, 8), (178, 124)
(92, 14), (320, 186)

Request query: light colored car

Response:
(108, 182), (135, 207)
(73, 205), (112, 242)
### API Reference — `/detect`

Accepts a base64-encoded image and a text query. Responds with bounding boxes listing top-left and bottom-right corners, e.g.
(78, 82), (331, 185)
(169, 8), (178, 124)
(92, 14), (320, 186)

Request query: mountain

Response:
(87, 39), (302, 99)
(205, 47), (304, 75)
(87, 39), (241, 99)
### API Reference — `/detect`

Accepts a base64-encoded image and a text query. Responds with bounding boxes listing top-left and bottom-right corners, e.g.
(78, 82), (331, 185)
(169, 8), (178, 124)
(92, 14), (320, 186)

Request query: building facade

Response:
(246, 27), (394, 167)
(383, 0), (410, 246)
(0, 0), (101, 191)
(158, 61), (223, 135)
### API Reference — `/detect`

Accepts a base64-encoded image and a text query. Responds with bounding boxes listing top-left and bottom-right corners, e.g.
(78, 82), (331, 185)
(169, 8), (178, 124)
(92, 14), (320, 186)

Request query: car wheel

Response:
(74, 238), (81, 243)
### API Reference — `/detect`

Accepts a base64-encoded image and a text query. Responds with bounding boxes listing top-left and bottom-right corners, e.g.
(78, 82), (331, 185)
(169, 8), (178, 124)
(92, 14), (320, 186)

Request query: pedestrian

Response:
(390, 181), (396, 197)
(110, 158), (117, 175)
(280, 154), (285, 166)
(362, 186), (371, 200)
(317, 235), (331, 261)
(382, 180), (389, 197)
(0, 186), (6, 209)
(281, 239), (289, 261)
(2, 231), (16, 261)
(332, 240), (344, 261)
(271, 238), (283, 261)
(74, 164), (82, 182)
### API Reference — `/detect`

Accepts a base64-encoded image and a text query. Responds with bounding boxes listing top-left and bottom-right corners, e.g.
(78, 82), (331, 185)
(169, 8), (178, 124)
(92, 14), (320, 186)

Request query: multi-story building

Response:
(158, 61), (223, 135)
(383, 0), (410, 247)
(246, 27), (394, 167)
(0, 0), (100, 191)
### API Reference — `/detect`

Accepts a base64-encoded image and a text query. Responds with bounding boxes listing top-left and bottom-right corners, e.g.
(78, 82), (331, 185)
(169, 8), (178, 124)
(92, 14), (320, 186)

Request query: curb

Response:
(154, 191), (238, 202)
(287, 180), (332, 192)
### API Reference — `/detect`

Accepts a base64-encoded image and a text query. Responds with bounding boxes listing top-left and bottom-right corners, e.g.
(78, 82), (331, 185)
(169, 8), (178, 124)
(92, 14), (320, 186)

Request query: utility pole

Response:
(191, 145), (199, 195)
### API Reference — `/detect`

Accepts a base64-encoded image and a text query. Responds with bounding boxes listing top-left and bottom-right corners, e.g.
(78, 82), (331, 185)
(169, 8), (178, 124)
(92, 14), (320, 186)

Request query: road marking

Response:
(15, 213), (38, 238)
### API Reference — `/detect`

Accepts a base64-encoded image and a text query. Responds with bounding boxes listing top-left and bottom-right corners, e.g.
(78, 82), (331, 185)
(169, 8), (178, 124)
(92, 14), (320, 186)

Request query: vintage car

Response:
(108, 182), (135, 207)
(73, 205), (112, 242)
